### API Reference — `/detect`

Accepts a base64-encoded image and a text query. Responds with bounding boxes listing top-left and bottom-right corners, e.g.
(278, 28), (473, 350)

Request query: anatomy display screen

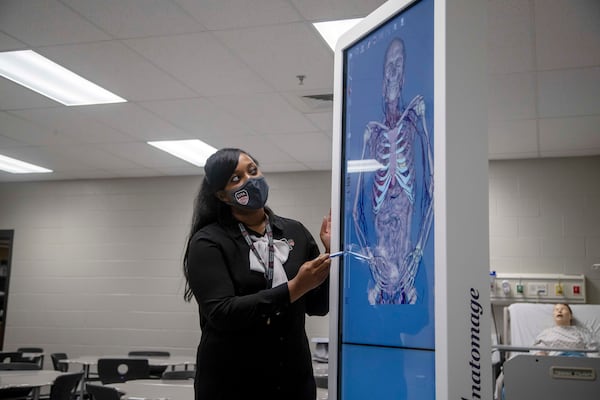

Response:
(339, 0), (435, 350)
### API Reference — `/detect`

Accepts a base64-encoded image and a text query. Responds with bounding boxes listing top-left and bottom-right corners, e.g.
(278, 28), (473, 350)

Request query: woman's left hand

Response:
(320, 210), (331, 253)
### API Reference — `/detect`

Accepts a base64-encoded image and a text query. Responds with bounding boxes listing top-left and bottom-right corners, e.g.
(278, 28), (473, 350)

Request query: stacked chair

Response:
(127, 350), (170, 379)
(0, 350), (44, 399)
(0, 351), (42, 370)
(51, 353), (69, 372)
(17, 347), (45, 369)
(161, 369), (195, 380)
(84, 385), (122, 400)
(97, 359), (149, 384)
(48, 372), (85, 400)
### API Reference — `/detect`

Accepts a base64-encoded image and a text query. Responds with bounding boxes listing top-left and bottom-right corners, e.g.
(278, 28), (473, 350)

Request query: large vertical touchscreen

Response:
(340, 0), (434, 349)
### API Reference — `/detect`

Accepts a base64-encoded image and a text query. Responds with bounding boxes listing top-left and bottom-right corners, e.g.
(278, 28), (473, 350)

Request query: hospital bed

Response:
(499, 303), (600, 400)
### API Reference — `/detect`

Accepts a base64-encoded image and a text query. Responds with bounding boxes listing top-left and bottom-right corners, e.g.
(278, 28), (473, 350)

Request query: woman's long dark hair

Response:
(183, 148), (267, 301)
(183, 148), (243, 301)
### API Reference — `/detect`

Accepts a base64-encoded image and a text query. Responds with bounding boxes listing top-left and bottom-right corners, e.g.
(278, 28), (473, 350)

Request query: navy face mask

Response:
(226, 176), (269, 210)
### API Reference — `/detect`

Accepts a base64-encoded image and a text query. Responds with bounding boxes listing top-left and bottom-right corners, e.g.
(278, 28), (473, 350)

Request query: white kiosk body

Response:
(329, 1), (491, 399)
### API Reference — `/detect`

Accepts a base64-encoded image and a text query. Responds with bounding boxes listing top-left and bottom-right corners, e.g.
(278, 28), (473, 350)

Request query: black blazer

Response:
(187, 213), (329, 400)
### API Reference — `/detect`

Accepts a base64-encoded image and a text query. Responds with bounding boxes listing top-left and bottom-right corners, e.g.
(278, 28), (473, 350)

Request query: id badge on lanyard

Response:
(238, 218), (274, 288)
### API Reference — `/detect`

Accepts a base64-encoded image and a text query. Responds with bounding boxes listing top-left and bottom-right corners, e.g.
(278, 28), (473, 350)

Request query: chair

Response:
(51, 353), (69, 372)
(0, 361), (42, 370)
(85, 384), (122, 400)
(0, 351), (26, 363)
(0, 359), (38, 399)
(161, 369), (195, 380)
(97, 358), (149, 384)
(0, 350), (43, 369)
(18, 347), (45, 369)
(49, 372), (84, 400)
(0, 387), (33, 399)
(128, 351), (169, 378)
(127, 351), (170, 357)
(17, 347), (44, 353)
(0, 361), (41, 399)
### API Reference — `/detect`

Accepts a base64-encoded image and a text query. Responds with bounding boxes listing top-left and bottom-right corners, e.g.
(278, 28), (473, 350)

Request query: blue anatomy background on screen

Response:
(340, 0), (434, 349)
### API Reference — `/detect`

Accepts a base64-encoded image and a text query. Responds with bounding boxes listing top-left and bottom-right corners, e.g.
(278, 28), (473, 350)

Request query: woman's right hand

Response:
(288, 254), (331, 303)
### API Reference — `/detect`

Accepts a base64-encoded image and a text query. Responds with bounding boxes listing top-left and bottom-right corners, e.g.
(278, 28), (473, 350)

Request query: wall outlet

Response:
(555, 283), (564, 295)
(516, 284), (524, 294)
(592, 264), (600, 271)
(528, 282), (548, 296)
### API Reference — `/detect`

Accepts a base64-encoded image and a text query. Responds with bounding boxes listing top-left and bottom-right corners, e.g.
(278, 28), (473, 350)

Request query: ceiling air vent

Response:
(283, 92), (334, 113)
(299, 93), (334, 111)
(303, 93), (333, 102)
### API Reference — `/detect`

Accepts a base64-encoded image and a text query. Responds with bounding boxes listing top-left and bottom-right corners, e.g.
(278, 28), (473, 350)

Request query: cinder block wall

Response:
(489, 156), (600, 304)
(0, 171), (332, 365)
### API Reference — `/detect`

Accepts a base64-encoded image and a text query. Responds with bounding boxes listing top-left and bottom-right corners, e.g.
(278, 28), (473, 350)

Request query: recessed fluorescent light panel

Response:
(313, 18), (363, 50)
(148, 140), (218, 168)
(0, 154), (52, 174)
(0, 50), (126, 106)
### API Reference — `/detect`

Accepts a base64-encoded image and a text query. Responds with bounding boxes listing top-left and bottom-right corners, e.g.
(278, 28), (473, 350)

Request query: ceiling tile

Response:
(539, 115), (600, 156)
(488, 72), (537, 122)
(214, 23), (334, 91)
(210, 92), (317, 135)
(174, 0), (302, 30)
(138, 165), (202, 177)
(61, 0), (206, 38)
(305, 112), (334, 134)
(140, 98), (256, 148)
(534, 0), (600, 70)
(96, 142), (195, 168)
(39, 41), (197, 101)
(124, 33), (272, 96)
(488, 119), (538, 159)
(0, 170), (72, 182)
(11, 108), (134, 144)
(102, 168), (170, 178)
(0, 79), (59, 110)
(0, 0), (110, 46)
(302, 160), (332, 170)
(487, 0), (534, 74)
(0, 134), (24, 148)
(0, 111), (70, 146)
(269, 131), (332, 163)
(537, 67), (600, 118)
(0, 31), (26, 51)
(44, 144), (147, 170)
(259, 161), (309, 172)
(206, 132), (262, 152)
(77, 103), (185, 141)
(290, 0), (386, 21)
(0, 145), (79, 173)
(209, 135), (298, 169)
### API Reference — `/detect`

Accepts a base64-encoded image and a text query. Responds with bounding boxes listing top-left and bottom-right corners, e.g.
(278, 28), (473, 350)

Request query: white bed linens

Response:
(533, 325), (596, 355)
(507, 303), (600, 357)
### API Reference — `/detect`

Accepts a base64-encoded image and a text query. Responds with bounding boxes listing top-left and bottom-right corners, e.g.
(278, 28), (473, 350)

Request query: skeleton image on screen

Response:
(352, 37), (433, 305)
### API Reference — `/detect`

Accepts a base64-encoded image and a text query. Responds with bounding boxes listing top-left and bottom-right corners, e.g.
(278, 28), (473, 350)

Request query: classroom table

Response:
(0, 369), (66, 400)
(60, 355), (195, 377)
(60, 355), (195, 399)
(108, 378), (328, 400)
(107, 379), (193, 400)
(110, 380), (329, 400)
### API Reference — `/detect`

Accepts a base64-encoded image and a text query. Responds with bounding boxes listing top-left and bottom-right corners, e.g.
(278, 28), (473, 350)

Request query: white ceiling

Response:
(0, 0), (599, 182)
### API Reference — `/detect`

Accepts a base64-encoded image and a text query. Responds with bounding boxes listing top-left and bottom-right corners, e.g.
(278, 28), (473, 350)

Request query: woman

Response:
(532, 303), (596, 357)
(183, 148), (331, 400)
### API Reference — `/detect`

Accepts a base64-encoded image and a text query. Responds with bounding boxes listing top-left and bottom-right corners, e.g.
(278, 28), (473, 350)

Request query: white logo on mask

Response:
(234, 189), (249, 205)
